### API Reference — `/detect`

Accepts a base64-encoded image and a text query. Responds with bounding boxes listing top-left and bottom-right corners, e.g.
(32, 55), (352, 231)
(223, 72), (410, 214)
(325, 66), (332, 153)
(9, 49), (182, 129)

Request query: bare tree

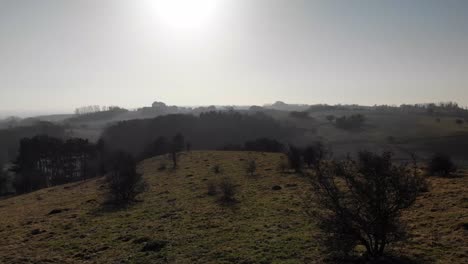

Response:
(306, 151), (426, 260)
(170, 133), (185, 169)
(219, 177), (237, 204)
(106, 152), (147, 204)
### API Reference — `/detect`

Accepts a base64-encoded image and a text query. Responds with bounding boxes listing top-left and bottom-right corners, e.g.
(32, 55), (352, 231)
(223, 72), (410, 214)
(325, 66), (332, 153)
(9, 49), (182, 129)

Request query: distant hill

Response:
(3, 101), (468, 163)
(263, 101), (310, 112)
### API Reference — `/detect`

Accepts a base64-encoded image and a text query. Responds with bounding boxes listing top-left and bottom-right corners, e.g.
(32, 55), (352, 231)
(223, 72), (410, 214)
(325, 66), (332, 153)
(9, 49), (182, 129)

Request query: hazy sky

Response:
(1, 0), (467, 115)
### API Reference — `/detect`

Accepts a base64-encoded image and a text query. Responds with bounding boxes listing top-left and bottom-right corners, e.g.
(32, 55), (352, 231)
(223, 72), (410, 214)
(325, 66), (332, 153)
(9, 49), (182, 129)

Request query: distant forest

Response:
(0, 122), (65, 166)
(101, 111), (299, 156)
(1, 101), (468, 195)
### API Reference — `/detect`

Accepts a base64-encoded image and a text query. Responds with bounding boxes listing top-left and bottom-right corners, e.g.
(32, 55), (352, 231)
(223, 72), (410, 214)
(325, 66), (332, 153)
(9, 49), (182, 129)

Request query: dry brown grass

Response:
(0, 151), (466, 263)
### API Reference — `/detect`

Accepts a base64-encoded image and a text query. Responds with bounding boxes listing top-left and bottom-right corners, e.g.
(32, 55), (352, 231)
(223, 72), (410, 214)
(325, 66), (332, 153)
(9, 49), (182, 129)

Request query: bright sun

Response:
(152, 0), (221, 31)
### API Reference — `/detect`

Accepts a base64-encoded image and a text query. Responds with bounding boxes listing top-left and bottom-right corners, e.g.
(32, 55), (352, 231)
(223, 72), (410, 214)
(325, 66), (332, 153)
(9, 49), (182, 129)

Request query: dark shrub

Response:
(307, 151), (426, 260)
(212, 164), (222, 174)
(219, 177), (237, 203)
(428, 153), (456, 177)
(106, 152), (147, 204)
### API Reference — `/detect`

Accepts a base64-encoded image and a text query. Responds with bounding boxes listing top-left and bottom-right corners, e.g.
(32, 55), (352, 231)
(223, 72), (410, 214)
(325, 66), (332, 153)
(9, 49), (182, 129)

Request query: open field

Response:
(0, 151), (467, 263)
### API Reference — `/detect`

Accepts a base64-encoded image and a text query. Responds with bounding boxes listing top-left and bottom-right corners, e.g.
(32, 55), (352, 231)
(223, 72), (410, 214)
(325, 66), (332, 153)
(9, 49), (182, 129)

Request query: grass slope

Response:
(0, 151), (467, 264)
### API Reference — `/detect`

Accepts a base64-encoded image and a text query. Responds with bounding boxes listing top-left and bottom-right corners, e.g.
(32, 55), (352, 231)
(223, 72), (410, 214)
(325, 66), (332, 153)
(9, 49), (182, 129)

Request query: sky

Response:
(1, 0), (468, 115)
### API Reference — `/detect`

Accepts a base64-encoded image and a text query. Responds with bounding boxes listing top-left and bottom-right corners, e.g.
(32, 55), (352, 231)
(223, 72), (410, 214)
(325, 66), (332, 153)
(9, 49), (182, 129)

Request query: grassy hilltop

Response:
(0, 151), (467, 264)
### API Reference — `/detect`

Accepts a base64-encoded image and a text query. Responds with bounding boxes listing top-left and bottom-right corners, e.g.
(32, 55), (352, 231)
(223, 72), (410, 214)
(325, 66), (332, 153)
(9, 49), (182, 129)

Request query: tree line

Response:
(74, 105), (127, 115)
(2, 130), (190, 195)
(0, 122), (65, 168)
(305, 102), (468, 116)
(10, 136), (100, 194)
(101, 111), (298, 156)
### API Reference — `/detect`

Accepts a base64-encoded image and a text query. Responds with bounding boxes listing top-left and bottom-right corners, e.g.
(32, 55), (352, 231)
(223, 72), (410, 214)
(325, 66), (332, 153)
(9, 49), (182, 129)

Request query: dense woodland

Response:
(10, 136), (99, 194)
(101, 111), (298, 156)
(0, 122), (65, 166)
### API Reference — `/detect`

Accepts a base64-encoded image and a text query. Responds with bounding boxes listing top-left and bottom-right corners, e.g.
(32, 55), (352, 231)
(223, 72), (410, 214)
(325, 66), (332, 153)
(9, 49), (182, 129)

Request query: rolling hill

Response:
(0, 151), (467, 263)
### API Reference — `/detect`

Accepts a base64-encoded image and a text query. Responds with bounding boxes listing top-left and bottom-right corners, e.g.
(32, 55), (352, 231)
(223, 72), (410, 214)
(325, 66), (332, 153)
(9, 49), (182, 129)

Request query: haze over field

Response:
(1, 1), (468, 264)
(1, 0), (468, 115)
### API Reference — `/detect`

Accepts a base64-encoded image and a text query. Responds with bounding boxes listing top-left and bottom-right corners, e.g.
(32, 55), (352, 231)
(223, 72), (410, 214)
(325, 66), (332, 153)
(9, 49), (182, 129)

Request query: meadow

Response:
(0, 151), (466, 263)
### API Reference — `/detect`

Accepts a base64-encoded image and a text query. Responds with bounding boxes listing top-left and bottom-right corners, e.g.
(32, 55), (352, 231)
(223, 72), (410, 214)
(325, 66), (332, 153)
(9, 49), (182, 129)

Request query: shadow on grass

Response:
(89, 199), (143, 216)
(217, 198), (242, 213)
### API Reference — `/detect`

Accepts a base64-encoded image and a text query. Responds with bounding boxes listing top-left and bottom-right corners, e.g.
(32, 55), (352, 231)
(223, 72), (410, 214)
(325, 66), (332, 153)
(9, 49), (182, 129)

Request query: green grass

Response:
(0, 151), (467, 263)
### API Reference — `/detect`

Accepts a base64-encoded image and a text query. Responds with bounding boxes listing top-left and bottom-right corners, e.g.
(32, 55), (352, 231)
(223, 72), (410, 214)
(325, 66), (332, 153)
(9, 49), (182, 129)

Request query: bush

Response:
(246, 160), (257, 176)
(212, 164), (222, 174)
(105, 152), (147, 204)
(428, 153), (456, 177)
(307, 151), (426, 260)
(219, 177), (237, 203)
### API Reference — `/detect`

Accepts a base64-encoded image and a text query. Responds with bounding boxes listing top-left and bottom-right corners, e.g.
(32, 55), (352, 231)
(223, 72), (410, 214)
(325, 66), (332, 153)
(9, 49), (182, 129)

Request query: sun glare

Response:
(152, 0), (221, 31)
